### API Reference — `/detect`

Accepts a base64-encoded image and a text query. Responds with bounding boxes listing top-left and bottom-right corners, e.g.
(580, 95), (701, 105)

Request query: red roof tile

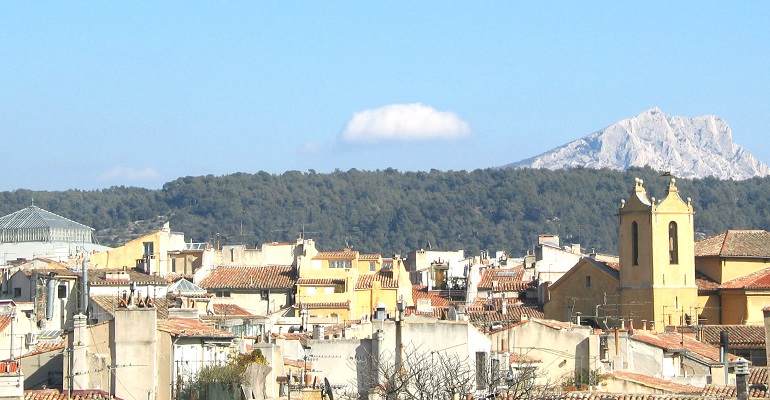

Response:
(696, 230), (770, 258)
(166, 273), (195, 283)
(297, 278), (345, 285)
(0, 314), (11, 333)
(700, 325), (766, 349)
(90, 295), (171, 319)
(313, 251), (357, 260)
(295, 301), (350, 310)
(631, 331), (738, 363)
(609, 371), (702, 394)
(509, 352), (541, 363)
(405, 286), (452, 317)
(695, 271), (719, 293)
(199, 265), (296, 290)
(157, 318), (236, 338)
(355, 270), (399, 289)
(18, 340), (65, 359)
(359, 254), (381, 261)
(88, 269), (168, 286)
(751, 366), (769, 385)
(212, 303), (254, 317)
(720, 266), (770, 289)
(701, 383), (770, 398)
(466, 299), (544, 330)
(410, 286), (451, 308)
(25, 389), (118, 400)
(477, 266), (528, 290)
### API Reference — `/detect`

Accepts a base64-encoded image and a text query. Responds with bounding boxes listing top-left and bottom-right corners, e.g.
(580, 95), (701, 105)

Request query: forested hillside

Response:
(3, 167), (770, 257)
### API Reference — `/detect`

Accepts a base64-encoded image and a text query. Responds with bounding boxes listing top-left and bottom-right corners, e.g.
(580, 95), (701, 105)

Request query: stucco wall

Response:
(544, 261), (618, 322)
(113, 307), (157, 399)
(492, 320), (595, 384)
(721, 258), (770, 283)
(698, 294), (721, 325)
(721, 292), (749, 325)
(156, 332), (173, 400)
(306, 338), (370, 395)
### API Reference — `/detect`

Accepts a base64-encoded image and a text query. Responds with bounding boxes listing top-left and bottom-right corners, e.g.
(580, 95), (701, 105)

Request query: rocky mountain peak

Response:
(505, 109), (768, 180)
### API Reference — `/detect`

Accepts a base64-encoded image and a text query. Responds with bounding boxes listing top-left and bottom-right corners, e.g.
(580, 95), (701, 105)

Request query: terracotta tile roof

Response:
(25, 389), (117, 400)
(608, 371), (702, 394)
(90, 295), (170, 319)
(535, 318), (581, 330)
(355, 270), (399, 289)
(297, 278), (345, 285)
(212, 303), (254, 317)
(720, 266), (770, 289)
(21, 266), (79, 277)
(631, 330), (738, 363)
(477, 266), (530, 290)
(752, 366), (770, 385)
(0, 314), (12, 333)
(359, 254), (381, 261)
(603, 261), (620, 271)
(579, 257), (621, 281)
(17, 339), (66, 359)
(558, 394), (707, 400)
(466, 300), (544, 330)
(88, 269), (168, 286)
(405, 286), (451, 317)
(701, 383), (770, 398)
(509, 352), (541, 363)
(700, 325), (766, 349)
(410, 286), (450, 308)
(157, 318), (236, 338)
(199, 265), (296, 290)
(696, 230), (770, 258)
(295, 301), (350, 310)
(166, 273), (195, 283)
(283, 357), (313, 370)
(313, 251), (357, 260)
(167, 292), (212, 299)
(696, 271), (719, 293)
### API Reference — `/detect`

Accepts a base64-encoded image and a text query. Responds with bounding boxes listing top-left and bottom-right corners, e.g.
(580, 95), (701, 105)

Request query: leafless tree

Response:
(345, 344), (476, 400)
(343, 345), (559, 400)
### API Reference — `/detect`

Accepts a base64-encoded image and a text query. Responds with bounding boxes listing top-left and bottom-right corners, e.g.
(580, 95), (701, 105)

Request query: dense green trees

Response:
(3, 167), (770, 257)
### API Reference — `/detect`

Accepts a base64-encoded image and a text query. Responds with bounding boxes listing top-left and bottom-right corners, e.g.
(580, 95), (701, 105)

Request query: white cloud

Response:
(99, 166), (162, 182)
(341, 103), (471, 143)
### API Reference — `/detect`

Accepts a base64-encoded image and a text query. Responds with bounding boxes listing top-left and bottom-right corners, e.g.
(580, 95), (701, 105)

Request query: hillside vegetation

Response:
(3, 167), (770, 257)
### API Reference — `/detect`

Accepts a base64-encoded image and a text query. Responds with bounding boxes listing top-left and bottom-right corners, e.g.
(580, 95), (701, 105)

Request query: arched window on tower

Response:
(632, 222), (639, 265)
(669, 221), (679, 264)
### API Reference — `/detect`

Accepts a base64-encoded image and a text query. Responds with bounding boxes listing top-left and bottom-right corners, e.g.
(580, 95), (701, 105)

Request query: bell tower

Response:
(618, 178), (697, 331)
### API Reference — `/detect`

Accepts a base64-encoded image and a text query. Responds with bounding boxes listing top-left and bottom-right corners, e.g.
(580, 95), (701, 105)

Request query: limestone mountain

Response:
(505, 108), (770, 180)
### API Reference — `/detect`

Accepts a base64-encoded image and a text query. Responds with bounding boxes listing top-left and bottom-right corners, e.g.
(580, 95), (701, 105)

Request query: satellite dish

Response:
(324, 377), (334, 400)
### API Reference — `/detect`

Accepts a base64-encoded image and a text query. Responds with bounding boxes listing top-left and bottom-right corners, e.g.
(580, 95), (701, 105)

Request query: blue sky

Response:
(2, 3), (768, 191)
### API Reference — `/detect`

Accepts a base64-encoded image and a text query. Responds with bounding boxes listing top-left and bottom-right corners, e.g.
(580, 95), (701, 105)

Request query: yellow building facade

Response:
(617, 178), (698, 330)
(296, 250), (413, 322)
(694, 229), (770, 325)
(89, 222), (208, 277)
